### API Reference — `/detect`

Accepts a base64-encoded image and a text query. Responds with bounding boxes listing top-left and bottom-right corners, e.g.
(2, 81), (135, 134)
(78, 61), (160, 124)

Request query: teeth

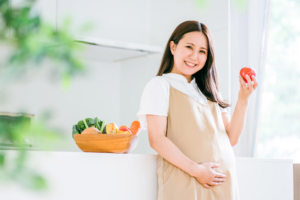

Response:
(185, 61), (196, 66)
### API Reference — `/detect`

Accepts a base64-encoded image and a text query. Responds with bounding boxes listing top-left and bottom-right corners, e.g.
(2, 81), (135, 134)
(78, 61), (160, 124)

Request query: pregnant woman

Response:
(137, 21), (258, 200)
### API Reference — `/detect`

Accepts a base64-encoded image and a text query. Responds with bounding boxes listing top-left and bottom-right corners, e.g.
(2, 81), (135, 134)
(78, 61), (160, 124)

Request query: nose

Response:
(190, 50), (197, 61)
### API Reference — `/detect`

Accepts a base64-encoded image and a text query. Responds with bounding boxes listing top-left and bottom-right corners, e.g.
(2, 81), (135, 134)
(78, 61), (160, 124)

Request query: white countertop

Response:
(0, 150), (294, 200)
(5, 150), (293, 161)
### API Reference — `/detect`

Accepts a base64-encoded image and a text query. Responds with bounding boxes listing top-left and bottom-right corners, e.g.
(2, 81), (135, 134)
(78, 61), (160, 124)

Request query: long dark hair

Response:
(156, 20), (230, 109)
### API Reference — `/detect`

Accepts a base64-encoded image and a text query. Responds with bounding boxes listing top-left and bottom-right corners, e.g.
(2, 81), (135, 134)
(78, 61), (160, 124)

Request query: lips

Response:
(184, 61), (197, 68)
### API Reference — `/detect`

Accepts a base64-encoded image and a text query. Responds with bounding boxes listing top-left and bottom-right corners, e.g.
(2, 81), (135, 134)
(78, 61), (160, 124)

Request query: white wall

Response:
(119, 54), (162, 154)
(229, 1), (250, 157)
(230, 0), (271, 157)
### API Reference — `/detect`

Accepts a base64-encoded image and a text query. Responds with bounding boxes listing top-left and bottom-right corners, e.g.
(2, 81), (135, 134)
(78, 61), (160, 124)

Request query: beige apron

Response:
(156, 85), (240, 200)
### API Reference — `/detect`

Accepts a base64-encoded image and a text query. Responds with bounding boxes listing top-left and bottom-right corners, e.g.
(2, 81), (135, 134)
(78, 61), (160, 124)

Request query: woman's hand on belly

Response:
(194, 162), (226, 189)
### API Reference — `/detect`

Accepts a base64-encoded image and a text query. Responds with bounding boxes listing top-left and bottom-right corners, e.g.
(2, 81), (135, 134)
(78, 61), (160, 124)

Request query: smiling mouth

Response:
(184, 61), (197, 68)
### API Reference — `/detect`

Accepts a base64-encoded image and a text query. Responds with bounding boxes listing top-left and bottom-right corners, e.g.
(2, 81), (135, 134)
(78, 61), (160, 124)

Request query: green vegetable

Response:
(85, 118), (93, 127)
(83, 119), (89, 129)
(72, 125), (80, 139)
(72, 117), (107, 139)
(77, 120), (86, 133)
(95, 117), (99, 129)
(99, 120), (106, 133)
(102, 124), (107, 134)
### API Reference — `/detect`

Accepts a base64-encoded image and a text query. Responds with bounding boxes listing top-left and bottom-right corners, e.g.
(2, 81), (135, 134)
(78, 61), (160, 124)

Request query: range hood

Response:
(75, 36), (163, 62)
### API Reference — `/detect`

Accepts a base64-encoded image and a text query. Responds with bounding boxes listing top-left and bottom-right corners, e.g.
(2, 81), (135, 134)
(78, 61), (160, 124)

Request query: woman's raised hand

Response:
(194, 162), (226, 189)
(238, 74), (259, 102)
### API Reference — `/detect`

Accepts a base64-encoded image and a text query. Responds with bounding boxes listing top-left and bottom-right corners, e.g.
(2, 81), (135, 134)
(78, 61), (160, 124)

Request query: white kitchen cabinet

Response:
(34, 0), (56, 28)
(75, 36), (163, 62)
(56, 0), (162, 62)
(57, 0), (81, 37)
(57, 0), (148, 44)
(7, 0), (162, 62)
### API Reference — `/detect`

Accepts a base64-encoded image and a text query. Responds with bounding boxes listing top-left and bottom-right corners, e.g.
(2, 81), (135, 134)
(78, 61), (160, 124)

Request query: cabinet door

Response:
(57, 0), (81, 38)
(34, 0), (56, 28)
(57, 0), (147, 44)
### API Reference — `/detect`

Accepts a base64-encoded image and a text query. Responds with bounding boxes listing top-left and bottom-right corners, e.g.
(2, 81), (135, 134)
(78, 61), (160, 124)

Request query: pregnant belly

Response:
(178, 133), (236, 175)
(193, 140), (236, 175)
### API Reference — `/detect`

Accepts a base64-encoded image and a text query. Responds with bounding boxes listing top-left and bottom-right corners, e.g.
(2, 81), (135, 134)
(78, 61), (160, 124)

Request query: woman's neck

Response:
(170, 69), (192, 83)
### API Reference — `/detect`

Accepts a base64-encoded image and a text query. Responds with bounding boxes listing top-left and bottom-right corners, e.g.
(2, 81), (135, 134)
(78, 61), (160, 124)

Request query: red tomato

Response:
(240, 67), (257, 83)
(119, 125), (129, 130)
(118, 126), (132, 135)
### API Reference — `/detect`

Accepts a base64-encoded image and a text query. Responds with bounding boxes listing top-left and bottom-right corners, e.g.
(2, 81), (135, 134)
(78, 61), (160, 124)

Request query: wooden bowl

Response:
(74, 134), (139, 153)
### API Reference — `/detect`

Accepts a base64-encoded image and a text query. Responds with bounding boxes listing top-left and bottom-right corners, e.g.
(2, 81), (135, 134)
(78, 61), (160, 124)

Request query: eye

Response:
(187, 46), (206, 54)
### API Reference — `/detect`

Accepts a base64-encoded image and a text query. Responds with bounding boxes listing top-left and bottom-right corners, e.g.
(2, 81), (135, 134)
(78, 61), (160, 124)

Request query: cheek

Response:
(201, 54), (207, 63)
(177, 48), (190, 60)
(196, 55), (207, 70)
(174, 51), (186, 64)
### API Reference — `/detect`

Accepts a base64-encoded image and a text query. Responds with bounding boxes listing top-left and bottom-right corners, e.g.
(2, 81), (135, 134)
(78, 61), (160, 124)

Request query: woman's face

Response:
(170, 31), (208, 82)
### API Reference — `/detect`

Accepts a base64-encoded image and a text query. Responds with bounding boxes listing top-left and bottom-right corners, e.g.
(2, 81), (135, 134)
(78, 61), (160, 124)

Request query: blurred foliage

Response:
(195, 0), (209, 10)
(233, 0), (248, 10)
(0, 0), (93, 90)
(0, 0), (91, 191)
(195, 0), (249, 11)
(257, 0), (300, 160)
(0, 111), (64, 190)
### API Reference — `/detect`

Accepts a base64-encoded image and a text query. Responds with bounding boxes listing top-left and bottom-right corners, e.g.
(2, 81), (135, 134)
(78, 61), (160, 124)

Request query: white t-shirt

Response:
(136, 73), (228, 130)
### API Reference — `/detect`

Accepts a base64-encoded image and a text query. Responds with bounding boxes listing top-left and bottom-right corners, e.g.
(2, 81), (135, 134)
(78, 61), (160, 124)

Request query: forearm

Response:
(226, 98), (249, 145)
(151, 136), (198, 177)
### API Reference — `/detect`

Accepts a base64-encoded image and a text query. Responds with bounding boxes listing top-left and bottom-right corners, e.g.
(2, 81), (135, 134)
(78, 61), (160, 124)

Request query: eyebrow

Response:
(186, 43), (207, 50)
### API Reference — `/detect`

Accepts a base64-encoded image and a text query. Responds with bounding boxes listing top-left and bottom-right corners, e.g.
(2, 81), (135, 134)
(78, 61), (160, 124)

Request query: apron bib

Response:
(156, 85), (240, 200)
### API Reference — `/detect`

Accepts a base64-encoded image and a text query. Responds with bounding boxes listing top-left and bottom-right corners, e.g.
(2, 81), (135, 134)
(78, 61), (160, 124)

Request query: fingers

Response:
(215, 173), (226, 178)
(214, 177), (226, 182)
(207, 177), (226, 187)
(245, 75), (253, 90)
(240, 74), (257, 91)
(239, 76), (243, 91)
(239, 77), (244, 92)
(211, 181), (223, 186)
(210, 163), (220, 168)
(207, 181), (223, 187)
(204, 183), (212, 189)
(210, 163), (226, 178)
(239, 75), (247, 91)
(200, 162), (227, 189)
(251, 75), (259, 90)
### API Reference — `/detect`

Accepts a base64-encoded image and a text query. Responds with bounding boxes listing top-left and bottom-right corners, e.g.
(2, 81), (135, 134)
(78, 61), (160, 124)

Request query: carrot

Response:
(130, 121), (141, 135)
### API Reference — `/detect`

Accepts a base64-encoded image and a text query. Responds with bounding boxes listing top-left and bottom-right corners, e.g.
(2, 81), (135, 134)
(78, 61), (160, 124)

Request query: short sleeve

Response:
(219, 92), (229, 114)
(136, 77), (169, 130)
(220, 106), (228, 114)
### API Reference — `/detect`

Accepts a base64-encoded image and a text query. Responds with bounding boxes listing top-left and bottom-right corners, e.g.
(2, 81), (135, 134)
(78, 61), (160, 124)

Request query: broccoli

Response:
(72, 125), (80, 139)
(76, 120), (87, 133)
